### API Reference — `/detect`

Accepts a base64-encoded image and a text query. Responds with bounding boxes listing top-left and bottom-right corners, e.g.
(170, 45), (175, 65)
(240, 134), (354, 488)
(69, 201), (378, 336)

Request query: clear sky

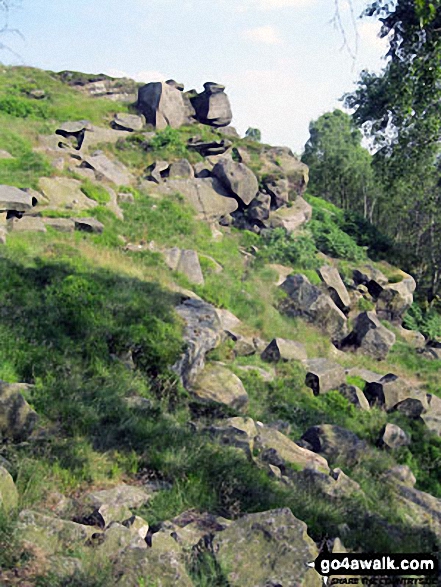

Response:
(2, 0), (388, 153)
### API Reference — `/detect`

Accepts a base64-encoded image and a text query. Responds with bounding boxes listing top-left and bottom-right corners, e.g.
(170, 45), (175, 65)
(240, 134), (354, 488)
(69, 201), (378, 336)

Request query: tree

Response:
(302, 110), (378, 219)
(245, 127), (261, 142)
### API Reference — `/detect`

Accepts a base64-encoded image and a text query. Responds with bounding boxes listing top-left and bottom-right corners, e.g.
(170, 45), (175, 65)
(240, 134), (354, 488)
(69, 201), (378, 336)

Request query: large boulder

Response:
(318, 265), (351, 313)
(72, 217), (104, 234)
(280, 274), (348, 342)
(164, 248), (204, 285)
(190, 82), (233, 127)
(379, 423), (411, 450)
(173, 299), (223, 388)
(192, 363), (248, 409)
(267, 197), (312, 233)
(0, 185), (34, 212)
(0, 381), (38, 441)
(260, 146), (309, 197)
(261, 173), (290, 208)
(338, 384), (370, 410)
(364, 374), (428, 414)
(345, 311), (395, 360)
(208, 416), (258, 458)
(168, 159), (194, 179)
(137, 82), (186, 129)
(301, 424), (367, 467)
(304, 358), (346, 395)
(255, 424), (329, 474)
(247, 192), (271, 221)
(376, 275), (416, 322)
(153, 177), (238, 222)
(82, 153), (134, 186)
(112, 113), (144, 132)
(261, 338), (307, 363)
(212, 159), (259, 206)
(39, 177), (98, 211)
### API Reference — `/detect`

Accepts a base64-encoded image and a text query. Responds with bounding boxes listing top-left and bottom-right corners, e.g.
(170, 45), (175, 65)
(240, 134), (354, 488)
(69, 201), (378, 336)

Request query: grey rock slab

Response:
(318, 265), (351, 312)
(191, 84), (233, 127)
(82, 153), (134, 186)
(168, 158), (194, 179)
(84, 484), (151, 510)
(137, 81), (186, 129)
(261, 338), (307, 363)
(0, 185), (33, 212)
(338, 384), (370, 410)
(73, 217), (104, 233)
(9, 216), (47, 233)
(347, 311), (396, 360)
(301, 424), (367, 467)
(212, 158), (259, 206)
(192, 363), (248, 410)
(268, 197), (312, 233)
(113, 113), (144, 132)
(305, 358), (346, 395)
(42, 218), (75, 233)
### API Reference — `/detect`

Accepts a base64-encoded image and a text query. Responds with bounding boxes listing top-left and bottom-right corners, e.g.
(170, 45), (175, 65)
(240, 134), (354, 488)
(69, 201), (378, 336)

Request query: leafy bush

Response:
(309, 211), (366, 262)
(403, 303), (441, 340)
(0, 95), (50, 119)
(341, 211), (393, 260)
(259, 228), (319, 269)
(147, 126), (187, 156)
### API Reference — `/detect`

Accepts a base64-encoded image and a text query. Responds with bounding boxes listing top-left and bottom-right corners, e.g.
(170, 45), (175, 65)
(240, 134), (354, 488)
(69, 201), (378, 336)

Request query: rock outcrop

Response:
(137, 82), (186, 129)
(190, 82), (233, 127)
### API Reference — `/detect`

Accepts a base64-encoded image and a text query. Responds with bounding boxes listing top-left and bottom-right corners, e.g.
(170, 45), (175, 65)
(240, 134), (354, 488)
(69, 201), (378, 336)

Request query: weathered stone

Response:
(261, 338), (307, 363)
(122, 515), (149, 540)
(396, 326), (425, 349)
(192, 363), (248, 409)
(137, 82), (186, 129)
(55, 120), (90, 150)
(0, 185), (33, 212)
(0, 466), (18, 513)
(166, 79), (185, 91)
(168, 159), (194, 179)
(262, 174), (290, 208)
(16, 510), (98, 556)
(39, 177), (98, 211)
(301, 424), (367, 467)
(218, 125), (240, 138)
(191, 82), (233, 127)
(346, 368), (383, 385)
(267, 263), (293, 286)
(187, 137), (232, 157)
(364, 374), (428, 414)
(346, 311), (396, 360)
(117, 192), (135, 204)
(146, 160), (169, 184)
(280, 274), (348, 342)
(164, 248), (204, 285)
(304, 358), (346, 395)
(231, 335), (256, 356)
(338, 384), (370, 410)
(376, 273), (416, 322)
(0, 149), (13, 159)
(237, 365), (275, 382)
(268, 197), (312, 233)
(247, 192), (271, 221)
(82, 153), (134, 186)
(318, 265), (351, 313)
(0, 381), (38, 441)
(383, 465), (416, 488)
(42, 217), (75, 233)
(379, 423), (411, 450)
(212, 159), (258, 206)
(215, 308), (241, 332)
(212, 509), (321, 587)
(255, 423), (329, 474)
(173, 299), (223, 388)
(72, 217), (104, 233)
(153, 177), (238, 222)
(353, 265), (388, 293)
(293, 467), (362, 500)
(260, 146), (309, 197)
(9, 216), (47, 233)
(209, 417), (257, 457)
(84, 485), (151, 512)
(112, 113), (144, 132)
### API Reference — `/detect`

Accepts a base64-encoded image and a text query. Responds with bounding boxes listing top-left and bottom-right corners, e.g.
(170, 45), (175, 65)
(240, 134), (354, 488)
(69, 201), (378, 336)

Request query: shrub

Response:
(403, 303), (441, 340)
(259, 228), (319, 269)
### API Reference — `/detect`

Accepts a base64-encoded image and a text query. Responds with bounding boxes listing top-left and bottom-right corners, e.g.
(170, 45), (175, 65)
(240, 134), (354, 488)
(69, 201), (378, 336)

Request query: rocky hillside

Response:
(0, 66), (440, 586)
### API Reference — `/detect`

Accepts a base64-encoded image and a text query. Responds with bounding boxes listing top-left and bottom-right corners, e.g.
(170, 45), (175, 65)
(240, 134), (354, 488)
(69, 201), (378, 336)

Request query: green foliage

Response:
(341, 210), (393, 260)
(80, 180), (111, 204)
(309, 211), (367, 262)
(245, 127), (261, 142)
(0, 95), (49, 119)
(403, 303), (441, 340)
(147, 126), (187, 156)
(258, 227), (320, 269)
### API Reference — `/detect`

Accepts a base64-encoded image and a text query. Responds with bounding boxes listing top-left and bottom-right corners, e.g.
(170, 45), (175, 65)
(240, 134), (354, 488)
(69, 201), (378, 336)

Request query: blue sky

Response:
(3, 0), (387, 152)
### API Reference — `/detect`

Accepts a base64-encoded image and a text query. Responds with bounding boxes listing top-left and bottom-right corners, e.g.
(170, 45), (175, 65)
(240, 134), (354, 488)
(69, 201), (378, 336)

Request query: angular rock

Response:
(346, 367), (383, 385)
(293, 467), (362, 500)
(215, 308), (241, 332)
(255, 424), (329, 474)
(146, 160), (169, 184)
(338, 384), (370, 410)
(304, 358), (346, 395)
(346, 311), (395, 360)
(166, 79), (184, 91)
(262, 174), (290, 208)
(173, 299), (223, 388)
(379, 423), (411, 449)
(397, 326), (425, 349)
(55, 120), (90, 150)
(112, 113), (144, 132)
(82, 153), (134, 186)
(191, 82), (233, 127)
(209, 417), (257, 457)
(9, 216), (47, 233)
(212, 159), (258, 206)
(268, 197), (312, 233)
(153, 177), (238, 222)
(280, 274), (348, 342)
(192, 363), (248, 409)
(383, 465), (416, 488)
(364, 374), (428, 413)
(168, 159), (194, 179)
(212, 509), (321, 587)
(318, 265), (351, 313)
(117, 192), (135, 204)
(187, 136), (232, 157)
(0, 185), (33, 212)
(376, 275), (416, 322)
(353, 265), (388, 294)
(261, 338), (307, 363)
(84, 484), (151, 511)
(261, 146), (309, 197)
(267, 263), (293, 286)
(247, 192), (271, 221)
(39, 177), (98, 211)
(231, 335), (256, 356)
(164, 248), (204, 285)
(0, 466), (18, 513)
(42, 217), (75, 233)
(0, 380), (38, 441)
(73, 217), (104, 233)
(137, 82), (186, 129)
(301, 424), (367, 467)
(159, 510), (230, 549)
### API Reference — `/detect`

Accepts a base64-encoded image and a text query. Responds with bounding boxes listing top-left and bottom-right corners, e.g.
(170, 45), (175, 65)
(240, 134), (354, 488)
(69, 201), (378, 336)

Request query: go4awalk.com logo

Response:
(307, 553), (439, 585)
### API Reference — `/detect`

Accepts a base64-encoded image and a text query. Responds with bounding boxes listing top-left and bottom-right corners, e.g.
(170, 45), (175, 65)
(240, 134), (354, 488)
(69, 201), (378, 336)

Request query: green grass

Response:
(80, 180), (111, 204)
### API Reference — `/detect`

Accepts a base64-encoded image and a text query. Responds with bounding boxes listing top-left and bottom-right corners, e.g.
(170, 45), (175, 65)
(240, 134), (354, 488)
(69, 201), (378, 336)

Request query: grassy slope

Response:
(0, 66), (440, 584)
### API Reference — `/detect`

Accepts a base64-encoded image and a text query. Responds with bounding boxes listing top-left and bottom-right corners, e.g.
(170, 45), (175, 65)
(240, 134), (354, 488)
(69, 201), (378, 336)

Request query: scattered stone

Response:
(0, 226), (6, 245)
(376, 272), (416, 322)
(304, 358), (346, 395)
(0, 380), (38, 441)
(72, 217), (104, 233)
(212, 509), (321, 587)
(209, 417), (257, 457)
(345, 311), (396, 360)
(261, 338), (307, 363)
(396, 326), (425, 349)
(191, 82), (233, 127)
(187, 137), (232, 157)
(146, 160), (169, 183)
(84, 485), (151, 512)
(29, 88), (46, 99)
(267, 263), (293, 286)
(55, 120), (90, 150)
(247, 192), (271, 221)
(236, 365), (275, 382)
(0, 185), (34, 212)
(255, 423), (330, 474)
(159, 510), (231, 549)
(379, 423), (411, 450)
(302, 424), (367, 467)
(293, 467), (362, 500)
(137, 81), (186, 129)
(231, 335), (256, 356)
(82, 153), (134, 186)
(212, 159), (258, 206)
(364, 374), (428, 413)
(0, 466), (18, 513)
(173, 299), (223, 388)
(39, 177), (98, 211)
(117, 192), (135, 204)
(112, 113), (144, 132)
(164, 248), (204, 285)
(168, 158), (194, 179)
(383, 465), (416, 487)
(41, 217), (75, 233)
(346, 367), (383, 385)
(318, 265), (351, 313)
(267, 197), (312, 233)
(280, 274), (348, 342)
(192, 363), (248, 409)
(9, 216), (47, 233)
(338, 384), (370, 410)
